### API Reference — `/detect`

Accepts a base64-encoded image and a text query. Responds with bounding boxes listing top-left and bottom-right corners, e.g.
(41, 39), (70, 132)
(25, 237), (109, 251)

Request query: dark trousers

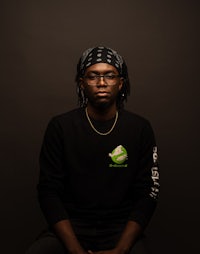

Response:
(25, 219), (150, 254)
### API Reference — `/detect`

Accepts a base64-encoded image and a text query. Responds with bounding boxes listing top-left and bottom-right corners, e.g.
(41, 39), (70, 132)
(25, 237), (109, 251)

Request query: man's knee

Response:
(25, 231), (66, 254)
(129, 236), (151, 254)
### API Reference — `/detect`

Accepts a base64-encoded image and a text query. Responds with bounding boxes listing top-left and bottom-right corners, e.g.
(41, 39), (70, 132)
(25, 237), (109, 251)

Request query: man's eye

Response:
(87, 75), (97, 80)
(105, 75), (115, 79)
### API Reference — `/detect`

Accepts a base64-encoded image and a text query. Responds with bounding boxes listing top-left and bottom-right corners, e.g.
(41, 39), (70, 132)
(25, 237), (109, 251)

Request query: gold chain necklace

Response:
(85, 107), (118, 136)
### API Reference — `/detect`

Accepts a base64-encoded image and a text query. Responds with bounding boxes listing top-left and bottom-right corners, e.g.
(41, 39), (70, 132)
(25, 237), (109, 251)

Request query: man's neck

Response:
(86, 103), (117, 121)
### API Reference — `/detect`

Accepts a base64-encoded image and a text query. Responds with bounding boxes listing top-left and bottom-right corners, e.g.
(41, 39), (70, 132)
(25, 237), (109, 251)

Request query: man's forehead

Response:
(85, 63), (119, 73)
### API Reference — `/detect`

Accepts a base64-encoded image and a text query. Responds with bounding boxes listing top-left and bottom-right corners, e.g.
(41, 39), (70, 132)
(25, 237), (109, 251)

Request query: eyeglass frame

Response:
(83, 74), (122, 85)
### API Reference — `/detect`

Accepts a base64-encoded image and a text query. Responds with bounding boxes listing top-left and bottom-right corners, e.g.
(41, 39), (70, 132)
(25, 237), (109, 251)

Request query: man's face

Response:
(80, 63), (123, 109)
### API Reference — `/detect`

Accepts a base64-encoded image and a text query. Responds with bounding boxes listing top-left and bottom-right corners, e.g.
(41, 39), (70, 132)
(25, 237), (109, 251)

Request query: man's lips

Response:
(96, 91), (109, 96)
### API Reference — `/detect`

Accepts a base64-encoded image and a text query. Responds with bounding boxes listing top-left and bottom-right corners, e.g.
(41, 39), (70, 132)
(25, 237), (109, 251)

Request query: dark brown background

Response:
(1, 0), (199, 253)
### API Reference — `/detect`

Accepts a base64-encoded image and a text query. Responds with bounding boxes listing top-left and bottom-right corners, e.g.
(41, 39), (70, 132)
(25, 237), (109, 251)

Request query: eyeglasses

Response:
(83, 74), (121, 85)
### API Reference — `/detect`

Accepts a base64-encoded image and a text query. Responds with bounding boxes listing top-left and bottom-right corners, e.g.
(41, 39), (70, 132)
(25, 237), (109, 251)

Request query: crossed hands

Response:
(87, 248), (122, 254)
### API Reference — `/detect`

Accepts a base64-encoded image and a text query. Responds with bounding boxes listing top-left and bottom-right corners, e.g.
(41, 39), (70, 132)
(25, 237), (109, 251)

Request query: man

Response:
(26, 46), (159, 254)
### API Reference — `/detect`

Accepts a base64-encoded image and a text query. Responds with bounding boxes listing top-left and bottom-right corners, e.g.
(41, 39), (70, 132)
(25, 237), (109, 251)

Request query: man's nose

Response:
(98, 76), (107, 86)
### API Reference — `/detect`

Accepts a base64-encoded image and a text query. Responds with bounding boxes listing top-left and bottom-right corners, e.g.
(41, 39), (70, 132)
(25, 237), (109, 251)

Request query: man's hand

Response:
(88, 248), (122, 254)
(88, 220), (142, 254)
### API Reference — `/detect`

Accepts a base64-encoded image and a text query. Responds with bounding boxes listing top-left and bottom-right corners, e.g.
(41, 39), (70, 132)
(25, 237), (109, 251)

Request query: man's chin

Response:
(90, 98), (112, 109)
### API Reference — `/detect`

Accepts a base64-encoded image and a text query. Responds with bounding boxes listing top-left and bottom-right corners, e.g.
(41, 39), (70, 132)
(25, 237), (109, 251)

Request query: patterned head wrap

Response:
(79, 46), (124, 76)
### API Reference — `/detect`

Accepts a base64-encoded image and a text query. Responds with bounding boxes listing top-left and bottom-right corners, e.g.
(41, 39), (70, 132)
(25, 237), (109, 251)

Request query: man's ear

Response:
(79, 78), (84, 90)
(119, 78), (124, 91)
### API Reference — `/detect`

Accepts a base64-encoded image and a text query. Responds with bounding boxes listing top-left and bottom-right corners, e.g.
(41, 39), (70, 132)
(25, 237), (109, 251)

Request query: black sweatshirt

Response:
(38, 108), (159, 229)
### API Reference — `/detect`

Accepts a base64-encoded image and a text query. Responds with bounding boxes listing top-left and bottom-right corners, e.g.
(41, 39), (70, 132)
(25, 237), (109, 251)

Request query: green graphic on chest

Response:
(109, 145), (128, 164)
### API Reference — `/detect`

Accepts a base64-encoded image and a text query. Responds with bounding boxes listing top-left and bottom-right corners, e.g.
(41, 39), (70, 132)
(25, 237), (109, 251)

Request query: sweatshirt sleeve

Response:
(129, 120), (160, 229)
(37, 117), (69, 226)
